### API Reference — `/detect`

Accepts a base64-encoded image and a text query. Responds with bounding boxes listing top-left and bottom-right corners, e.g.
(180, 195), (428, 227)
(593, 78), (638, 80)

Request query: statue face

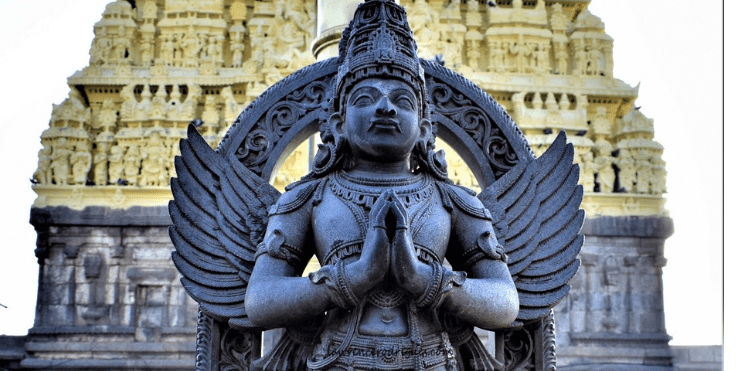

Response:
(340, 78), (422, 163)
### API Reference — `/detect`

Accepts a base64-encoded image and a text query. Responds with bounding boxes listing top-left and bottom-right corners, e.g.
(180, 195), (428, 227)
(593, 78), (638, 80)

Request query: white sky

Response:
(0, 0), (727, 353)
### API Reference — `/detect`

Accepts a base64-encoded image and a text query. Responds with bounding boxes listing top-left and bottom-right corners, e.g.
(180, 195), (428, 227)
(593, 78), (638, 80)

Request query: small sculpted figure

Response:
(33, 145), (53, 185)
(635, 149), (652, 194)
(579, 151), (597, 192)
(93, 143), (109, 186)
(170, 2), (583, 370)
(108, 145), (125, 185)
(140, 132), (169, 186)
(617, 149), (636, 193)
(510, 34), (532, 74)
(51, 138), (73, 185)
(594, 140), (616, 193)
(71, 143), (93, 185)
(123, 145), (141, 185)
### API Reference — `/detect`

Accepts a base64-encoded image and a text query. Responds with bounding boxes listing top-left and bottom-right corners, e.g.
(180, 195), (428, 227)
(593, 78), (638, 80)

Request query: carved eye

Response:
(395, 95), (415, 110)
(352, 95), (374, 107)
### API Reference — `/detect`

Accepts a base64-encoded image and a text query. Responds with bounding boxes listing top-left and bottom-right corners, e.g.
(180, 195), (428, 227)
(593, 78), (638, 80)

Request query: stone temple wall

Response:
(23, 206), (196, 370)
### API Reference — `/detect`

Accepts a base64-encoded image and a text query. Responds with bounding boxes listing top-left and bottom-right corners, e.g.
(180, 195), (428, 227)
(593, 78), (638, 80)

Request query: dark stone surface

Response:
(30, 206), (171, 228)
(581, 216), (674, 239)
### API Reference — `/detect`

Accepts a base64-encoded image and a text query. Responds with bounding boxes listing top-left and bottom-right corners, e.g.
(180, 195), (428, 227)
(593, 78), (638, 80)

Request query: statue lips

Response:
(369, 118), (401, 133)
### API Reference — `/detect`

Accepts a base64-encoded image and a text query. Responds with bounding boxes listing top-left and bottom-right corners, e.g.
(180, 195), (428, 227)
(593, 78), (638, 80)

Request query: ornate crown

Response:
(333, 0), (428, 116)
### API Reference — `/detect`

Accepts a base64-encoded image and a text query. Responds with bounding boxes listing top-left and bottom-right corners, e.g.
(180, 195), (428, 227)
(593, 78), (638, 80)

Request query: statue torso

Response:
(312, 171), (452, 337)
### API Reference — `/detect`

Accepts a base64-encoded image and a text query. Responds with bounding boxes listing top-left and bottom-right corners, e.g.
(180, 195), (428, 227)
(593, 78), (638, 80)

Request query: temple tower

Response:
(20, 1), (677, 370)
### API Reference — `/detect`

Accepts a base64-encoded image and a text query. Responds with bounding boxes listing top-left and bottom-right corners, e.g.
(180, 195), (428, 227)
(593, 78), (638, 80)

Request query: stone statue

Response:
(139, 132), (169, 186)
(594, 139), (616, 193)
(71, 142), (92, 185)
(617, 149), (636, 193)
(33, 144), (53, 185)
(123, 145), (141, 185)
(510, 34), (532, 74)
(579, 151), (597, 192)
(93, 143), (109, 186)
(50, 138), (73, 185)
(107, 145), (124, 185)
(170, 2), (583, 370)
(635, 149), (651, 194)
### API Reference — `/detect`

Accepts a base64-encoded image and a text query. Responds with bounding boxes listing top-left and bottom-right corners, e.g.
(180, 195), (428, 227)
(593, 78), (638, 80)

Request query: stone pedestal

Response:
(555, 216), (675, 370)
(23, 206), (197, 370)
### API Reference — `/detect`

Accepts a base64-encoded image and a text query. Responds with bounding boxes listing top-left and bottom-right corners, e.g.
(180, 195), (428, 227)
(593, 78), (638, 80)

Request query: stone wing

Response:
(170, 125), (280, 329)
(478, 131), (584, 322)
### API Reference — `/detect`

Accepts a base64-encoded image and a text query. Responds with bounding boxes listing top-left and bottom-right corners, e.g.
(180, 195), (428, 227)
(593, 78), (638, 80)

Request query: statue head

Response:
(312, 0), (447, 179)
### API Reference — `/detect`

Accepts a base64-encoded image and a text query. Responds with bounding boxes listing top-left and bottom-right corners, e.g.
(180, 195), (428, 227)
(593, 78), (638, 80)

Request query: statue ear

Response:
(329, 112), (344, 137)
(419, 118), (432, 142)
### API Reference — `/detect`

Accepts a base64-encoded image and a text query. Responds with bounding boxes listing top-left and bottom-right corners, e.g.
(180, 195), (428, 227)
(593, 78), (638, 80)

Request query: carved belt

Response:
(320, 331), (452, 371)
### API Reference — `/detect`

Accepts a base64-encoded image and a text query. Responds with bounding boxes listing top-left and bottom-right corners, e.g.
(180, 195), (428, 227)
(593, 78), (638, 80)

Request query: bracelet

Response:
(336, 259), (360, 307)
(415, 262), (467, 310)
(308, 260), (360, 310)
(415, 261), (443, 308)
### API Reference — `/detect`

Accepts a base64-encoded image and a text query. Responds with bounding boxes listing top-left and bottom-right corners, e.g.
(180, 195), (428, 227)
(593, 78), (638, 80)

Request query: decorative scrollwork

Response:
(235, 77), (333, 175)
(220, 327), (256, 371)
(504, 325), (535, 371)
(542, 311), (557, 371)
(196, 307), (213, 371)
(426, 76), (519, 179)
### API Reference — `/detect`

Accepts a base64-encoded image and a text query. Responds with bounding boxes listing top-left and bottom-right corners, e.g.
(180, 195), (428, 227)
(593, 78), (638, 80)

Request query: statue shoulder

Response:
(435, 181), (492, 221)
(269, 177), (328, 216)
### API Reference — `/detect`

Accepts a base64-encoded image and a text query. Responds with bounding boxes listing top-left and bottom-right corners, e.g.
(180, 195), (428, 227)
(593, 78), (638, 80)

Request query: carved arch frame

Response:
(198, 58), (556, 371)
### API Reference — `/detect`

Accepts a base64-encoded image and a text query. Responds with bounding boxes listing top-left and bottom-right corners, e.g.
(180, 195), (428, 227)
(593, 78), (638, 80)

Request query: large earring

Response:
(312, 142), (338, 176)
(425, 149), (449, 181)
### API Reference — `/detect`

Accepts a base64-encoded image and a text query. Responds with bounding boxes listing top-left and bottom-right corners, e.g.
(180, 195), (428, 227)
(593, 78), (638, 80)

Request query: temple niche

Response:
(20, 1), (695, 371)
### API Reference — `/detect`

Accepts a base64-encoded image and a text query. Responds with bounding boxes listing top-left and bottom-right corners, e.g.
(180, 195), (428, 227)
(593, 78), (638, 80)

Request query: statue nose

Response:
(375, 97), (397, 117)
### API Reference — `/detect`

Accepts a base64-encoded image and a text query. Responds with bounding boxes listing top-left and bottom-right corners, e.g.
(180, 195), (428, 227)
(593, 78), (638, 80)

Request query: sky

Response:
(0, 0), (727, 352)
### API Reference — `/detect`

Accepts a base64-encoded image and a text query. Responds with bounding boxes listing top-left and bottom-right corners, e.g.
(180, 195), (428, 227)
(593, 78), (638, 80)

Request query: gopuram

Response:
(15, 0), (681, 370)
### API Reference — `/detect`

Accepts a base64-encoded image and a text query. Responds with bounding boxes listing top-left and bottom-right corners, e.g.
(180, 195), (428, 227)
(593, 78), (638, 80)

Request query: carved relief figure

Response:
(50, 138), (73, 185)
(140, 33), (155, 67)
(139, 132), (169, 186)
(161, 34), (175, 66)
(108, 145), (125, 185)
(33, 144), (53, 185)
(408, 0), (441, 59)
(588, 39), (603, 75)
(617, 149), (636, 193)
(635, 149), (651, 194)
(123, 145), (141, 185)
(573, 39), (587, 75)
(181, 27), (200, 68)
(93, 143), (109, 186)
(90, 28), (111, 65)
(221, 86), (241, 125)
(579, 151), (597, 192)
(112, 25), (131, 64)
(71, 142), (93, 185)
(510, 34), (532, 73)
(534, 43), (550, 73)
(594, 140), (615, 193)
(650, 153), (667, 195)
(555, 43), (568, 75)
(490, 41), (506, 72)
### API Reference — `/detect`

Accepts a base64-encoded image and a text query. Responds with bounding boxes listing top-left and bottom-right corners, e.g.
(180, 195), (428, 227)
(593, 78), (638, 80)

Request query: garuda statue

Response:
(170, 1), (583, 370)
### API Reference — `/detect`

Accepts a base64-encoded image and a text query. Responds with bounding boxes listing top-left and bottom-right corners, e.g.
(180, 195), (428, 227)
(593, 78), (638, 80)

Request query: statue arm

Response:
(443, 189), (519, 329)
(440, 258), (519, 329)
(244, 202), (329, 328)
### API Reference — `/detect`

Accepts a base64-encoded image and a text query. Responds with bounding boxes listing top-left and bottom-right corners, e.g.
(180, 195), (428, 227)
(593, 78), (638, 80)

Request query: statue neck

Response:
(346, 158), (415, 180)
